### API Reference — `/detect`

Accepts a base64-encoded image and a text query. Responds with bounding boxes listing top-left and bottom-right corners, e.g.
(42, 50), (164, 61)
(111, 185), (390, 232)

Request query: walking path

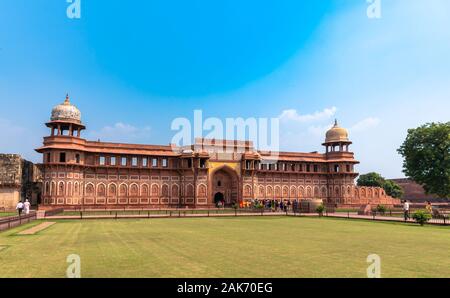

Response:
(42, 211), (449, 226)
(292, 212), (448, 225)
(18, 222), (56, 235)
(45, 211), (287, 220)
(0, 212), (37, 232)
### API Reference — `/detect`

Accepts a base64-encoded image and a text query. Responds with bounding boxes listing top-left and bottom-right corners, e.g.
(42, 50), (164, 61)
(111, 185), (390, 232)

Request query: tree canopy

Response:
(357, 172), (385, 188)
(382, 180), (404, 199)
(357, 172), (404, 199)
(397, 122), (450, 199)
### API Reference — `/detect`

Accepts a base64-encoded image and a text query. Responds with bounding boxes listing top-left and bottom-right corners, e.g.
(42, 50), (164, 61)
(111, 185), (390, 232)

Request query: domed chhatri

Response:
(325, 119), (349, 144)
(50, 94), (82, 124)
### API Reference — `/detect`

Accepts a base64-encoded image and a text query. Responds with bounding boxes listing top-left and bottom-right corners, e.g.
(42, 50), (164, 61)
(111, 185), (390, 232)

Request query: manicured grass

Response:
(0, 212), (17, 217)
(0, 217), (449, 278)
(61, 208), (239, 217)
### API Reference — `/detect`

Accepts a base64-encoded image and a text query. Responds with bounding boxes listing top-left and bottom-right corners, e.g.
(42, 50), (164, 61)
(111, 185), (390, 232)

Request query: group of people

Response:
(15, 199), (31, 215)
(246, 199), (300, 212)
(402, 200), (435, 220)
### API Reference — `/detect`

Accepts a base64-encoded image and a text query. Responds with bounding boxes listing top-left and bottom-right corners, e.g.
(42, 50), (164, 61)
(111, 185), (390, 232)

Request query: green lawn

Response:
(0, 217), (449, 278)
(61, 208), (239, 217)
(0, 212), (17, 217)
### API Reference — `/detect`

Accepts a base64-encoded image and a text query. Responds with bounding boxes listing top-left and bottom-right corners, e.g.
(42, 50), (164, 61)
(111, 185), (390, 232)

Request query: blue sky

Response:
(0, 0), (449, 178)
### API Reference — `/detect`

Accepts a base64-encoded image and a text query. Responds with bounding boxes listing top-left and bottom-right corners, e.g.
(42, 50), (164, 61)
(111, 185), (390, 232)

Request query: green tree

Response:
(398, 122), (450, 199)
(382, 180), (404, 199)
(357, 172), (404, 198)
(357, 172), (385, 187)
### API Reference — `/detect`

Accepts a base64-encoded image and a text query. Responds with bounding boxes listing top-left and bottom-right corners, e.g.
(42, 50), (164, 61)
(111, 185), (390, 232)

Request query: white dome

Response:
(50, 95), (81, 123)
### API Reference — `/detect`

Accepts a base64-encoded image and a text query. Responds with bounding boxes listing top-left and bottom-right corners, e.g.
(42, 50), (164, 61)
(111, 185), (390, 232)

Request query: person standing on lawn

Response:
(403, 200), (410, 220)
(425, 201), (433, 214)
(24, 199), (31, 215)
(16, 201), (24, 216)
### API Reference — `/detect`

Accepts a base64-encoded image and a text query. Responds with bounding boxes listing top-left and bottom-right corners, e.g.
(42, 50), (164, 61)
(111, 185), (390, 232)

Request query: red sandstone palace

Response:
(35, 96), (400, 209)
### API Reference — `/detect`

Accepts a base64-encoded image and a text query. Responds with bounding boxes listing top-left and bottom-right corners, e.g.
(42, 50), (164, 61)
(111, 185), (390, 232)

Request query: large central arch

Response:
(209, 165), (240, 206)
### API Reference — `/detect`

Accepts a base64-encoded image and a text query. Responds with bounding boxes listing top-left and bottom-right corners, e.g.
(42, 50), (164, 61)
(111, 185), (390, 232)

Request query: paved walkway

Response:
(18, 222), (56, 235)
(0, 213), (37, 232)
(292, 212), (448, 225)
(45, 211), (287, 220)
(43, 211), (449, 226)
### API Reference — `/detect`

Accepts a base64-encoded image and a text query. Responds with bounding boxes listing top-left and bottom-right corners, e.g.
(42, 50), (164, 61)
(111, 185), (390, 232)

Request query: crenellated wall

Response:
(350, 186), (400, 206)
(0, 154), (42, 210)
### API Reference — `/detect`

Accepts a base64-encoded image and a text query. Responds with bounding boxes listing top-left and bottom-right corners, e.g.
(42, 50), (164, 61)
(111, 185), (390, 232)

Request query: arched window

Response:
(51, 182), (56, 196)
(151, 184), (159, 197)
(109, 184), (117, 196)
(266, 186), (273, 197)
(298, 186), (304, 198)
(244, 185), (252, 197)
(162, 184), (169, 197)
(74, 182), (79, 196)
(314, 187), (320, 198)
(45, 182), (50, 195)
(58, 182), (65, 196)
(172, 184), (179, 197)
(361, 188), (366, 197)
(130, 184), (139, 196)
(198, 184), (207, 197)
(119, 184), (127, 197)
(321, 187), (327, 197)
(335, 186), (340, 197)
(97, 184), (106, 197)
(186, 184), (194, 197)
(67, 182), (72, 196)
(275, 186), (281, 197)
(290, 187), (297, 198)
(282, 186), (289, 198)
(141, 184), (149, 197)
(306, 186), (312, 198)
(86, 184), (94, 196)
(259, 186), (265, 198)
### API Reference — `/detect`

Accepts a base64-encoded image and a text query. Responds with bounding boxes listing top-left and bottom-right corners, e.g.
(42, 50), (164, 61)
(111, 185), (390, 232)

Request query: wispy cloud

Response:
(0, 118), (41, 161)
(279, 107), (337, 123)
(307, 124), (333, 137)
(89, 122), (151, 143)
(350, 117), (380, 133)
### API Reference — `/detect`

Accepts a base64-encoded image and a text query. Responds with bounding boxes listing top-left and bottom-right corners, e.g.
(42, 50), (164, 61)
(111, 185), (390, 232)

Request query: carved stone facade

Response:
(0, 154), (42, 210)
(35, 97), (400, 209)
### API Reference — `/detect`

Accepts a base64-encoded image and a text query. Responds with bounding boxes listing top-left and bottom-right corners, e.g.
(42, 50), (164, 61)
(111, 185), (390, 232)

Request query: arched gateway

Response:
(210, 166), (239, 206)
(213, 192), (224, 205)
